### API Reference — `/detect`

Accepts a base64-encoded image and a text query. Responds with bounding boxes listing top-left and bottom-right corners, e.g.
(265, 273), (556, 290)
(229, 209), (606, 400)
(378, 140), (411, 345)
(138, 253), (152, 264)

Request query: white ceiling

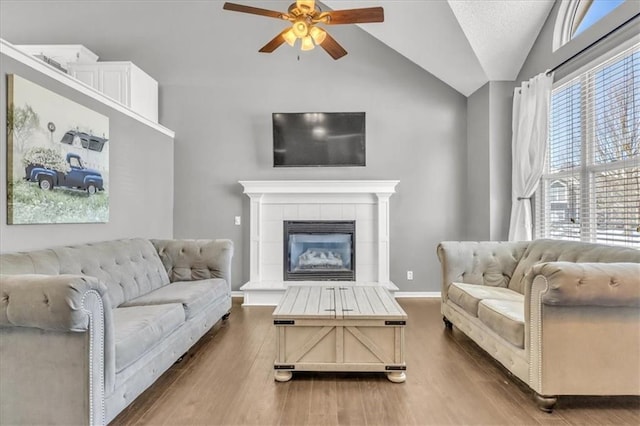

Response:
(323, 0), (555, 96)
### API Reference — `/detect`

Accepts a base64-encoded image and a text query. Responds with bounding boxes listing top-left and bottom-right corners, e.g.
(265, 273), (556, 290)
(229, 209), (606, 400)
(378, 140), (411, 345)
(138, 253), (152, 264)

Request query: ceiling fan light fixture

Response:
(300, 35), (315, 51)
(222, 2), (385, 60)
(309, 26), (326, 45)
(282, 28), (297, 46)
(292, 19), (309, 38)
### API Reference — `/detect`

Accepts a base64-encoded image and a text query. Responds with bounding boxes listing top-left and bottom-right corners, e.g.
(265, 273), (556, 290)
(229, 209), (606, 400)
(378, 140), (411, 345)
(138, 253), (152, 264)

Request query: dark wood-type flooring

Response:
(113, 298), (639, 425)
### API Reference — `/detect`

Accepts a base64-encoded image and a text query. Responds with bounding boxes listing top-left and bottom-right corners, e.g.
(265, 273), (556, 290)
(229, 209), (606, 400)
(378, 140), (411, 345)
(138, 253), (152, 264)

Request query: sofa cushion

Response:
(477, 299), (524, 348)
(120, 279), (228, 320)
(113, 304), (185, 373)
(448, 282), (523, 317)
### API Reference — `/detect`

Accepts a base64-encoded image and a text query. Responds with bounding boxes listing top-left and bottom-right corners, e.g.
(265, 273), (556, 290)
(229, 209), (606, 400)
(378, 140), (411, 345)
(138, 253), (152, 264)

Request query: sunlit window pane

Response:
(537, 44), (640, 248)
(573, 0), (626, 37)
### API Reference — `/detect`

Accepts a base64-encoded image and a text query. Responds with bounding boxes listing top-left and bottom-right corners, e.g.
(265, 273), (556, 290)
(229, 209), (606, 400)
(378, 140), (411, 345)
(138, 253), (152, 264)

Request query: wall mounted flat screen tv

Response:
(273, 112), (365, 167)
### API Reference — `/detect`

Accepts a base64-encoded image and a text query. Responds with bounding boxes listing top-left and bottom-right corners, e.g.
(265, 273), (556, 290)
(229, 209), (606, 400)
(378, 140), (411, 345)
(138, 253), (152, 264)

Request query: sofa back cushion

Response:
(0, 239), (170, 308)
(0, 249), (61, 275)
(509, 239), (640, 294)
(437, 241), (529, 293)
(53, 239), (170, 307)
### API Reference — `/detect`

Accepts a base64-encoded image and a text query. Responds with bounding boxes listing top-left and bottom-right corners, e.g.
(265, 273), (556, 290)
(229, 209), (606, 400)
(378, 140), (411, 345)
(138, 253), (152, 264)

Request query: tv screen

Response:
(273, 112), (365, 167)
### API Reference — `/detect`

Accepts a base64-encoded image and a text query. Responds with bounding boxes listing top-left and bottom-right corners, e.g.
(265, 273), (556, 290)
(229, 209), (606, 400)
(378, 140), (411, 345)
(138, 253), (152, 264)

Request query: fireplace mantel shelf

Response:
(239, 180), (400, 306)
(239, 180), (399, 196)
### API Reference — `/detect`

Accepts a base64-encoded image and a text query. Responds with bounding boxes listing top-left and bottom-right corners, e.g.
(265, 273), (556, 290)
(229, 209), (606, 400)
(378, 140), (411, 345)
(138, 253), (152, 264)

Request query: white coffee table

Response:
(273, 285), (407, 383)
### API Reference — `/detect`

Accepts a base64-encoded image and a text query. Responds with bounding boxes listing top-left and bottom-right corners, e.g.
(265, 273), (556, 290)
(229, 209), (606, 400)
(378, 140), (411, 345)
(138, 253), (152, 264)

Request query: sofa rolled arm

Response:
(151, 239), (234, 286)
(437, 241), (529, 300)
(530, 262), (640, 307)
(0, 274), (109, 331)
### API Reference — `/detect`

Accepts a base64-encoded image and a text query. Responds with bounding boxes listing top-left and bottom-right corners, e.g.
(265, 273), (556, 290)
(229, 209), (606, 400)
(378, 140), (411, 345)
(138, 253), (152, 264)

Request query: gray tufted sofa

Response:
(437, 239), (640, 412)
(0, 238), (233, 425)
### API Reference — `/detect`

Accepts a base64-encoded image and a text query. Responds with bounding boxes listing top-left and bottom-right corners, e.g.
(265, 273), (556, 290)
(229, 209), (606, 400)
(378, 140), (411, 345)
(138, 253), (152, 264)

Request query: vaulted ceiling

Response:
(323, 0), (555, 96)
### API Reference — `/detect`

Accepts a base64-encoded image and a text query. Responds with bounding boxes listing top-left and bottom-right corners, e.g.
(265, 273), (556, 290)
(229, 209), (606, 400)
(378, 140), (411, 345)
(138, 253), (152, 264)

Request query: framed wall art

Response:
(6, 74), (109, 224)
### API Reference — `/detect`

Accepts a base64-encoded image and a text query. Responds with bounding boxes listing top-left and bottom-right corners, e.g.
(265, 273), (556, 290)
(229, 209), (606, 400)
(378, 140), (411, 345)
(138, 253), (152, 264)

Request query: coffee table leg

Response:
(387, 372), (406, 383)
(274, 370), (293, 382)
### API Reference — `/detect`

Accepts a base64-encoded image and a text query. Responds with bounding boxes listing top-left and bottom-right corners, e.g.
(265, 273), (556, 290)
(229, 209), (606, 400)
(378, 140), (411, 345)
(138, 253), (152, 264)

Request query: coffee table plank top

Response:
(341, 286), (406, 319)
(274, 285), (406, 320)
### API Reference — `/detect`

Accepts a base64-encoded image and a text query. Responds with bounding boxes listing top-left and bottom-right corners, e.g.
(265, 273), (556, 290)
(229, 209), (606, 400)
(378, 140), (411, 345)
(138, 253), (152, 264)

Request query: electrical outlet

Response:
(407, 271), (413, 280)
(234, 216), (241, 226)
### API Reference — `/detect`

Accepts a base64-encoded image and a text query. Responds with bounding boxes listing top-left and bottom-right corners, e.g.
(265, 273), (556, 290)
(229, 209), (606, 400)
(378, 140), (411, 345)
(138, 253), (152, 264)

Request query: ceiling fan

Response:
(222, 1), (384, 60)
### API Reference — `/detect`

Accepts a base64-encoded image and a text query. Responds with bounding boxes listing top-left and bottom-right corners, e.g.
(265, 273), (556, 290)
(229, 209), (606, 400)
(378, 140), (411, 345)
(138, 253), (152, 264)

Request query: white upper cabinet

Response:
(16, 44), (159, 123)
(68, 62), (159, 122)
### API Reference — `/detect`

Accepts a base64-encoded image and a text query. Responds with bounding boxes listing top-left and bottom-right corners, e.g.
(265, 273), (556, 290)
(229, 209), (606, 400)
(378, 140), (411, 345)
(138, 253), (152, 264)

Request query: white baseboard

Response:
(395, 291), (441, 298)
(232, 290), (441, 301)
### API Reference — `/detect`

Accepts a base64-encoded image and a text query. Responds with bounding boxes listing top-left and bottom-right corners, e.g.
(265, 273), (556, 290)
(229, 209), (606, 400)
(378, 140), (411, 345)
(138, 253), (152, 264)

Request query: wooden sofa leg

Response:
(443, 316), (453, 329)
(534, 393), (557, 413)
(221, 312), (230, 321)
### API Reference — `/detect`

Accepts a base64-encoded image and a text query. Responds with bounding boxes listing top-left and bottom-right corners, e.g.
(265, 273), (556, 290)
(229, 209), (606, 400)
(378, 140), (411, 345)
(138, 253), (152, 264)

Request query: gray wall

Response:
(0, 53), (174, 252)
(488, 81), (515, 241)
(465, 83), (490, 240)
(465, 81), (513, 242)
(1, 1), (468, 292)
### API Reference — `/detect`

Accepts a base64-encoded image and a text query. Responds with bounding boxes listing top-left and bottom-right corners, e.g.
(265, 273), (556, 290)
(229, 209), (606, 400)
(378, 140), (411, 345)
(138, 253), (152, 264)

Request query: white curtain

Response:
(508, 72), (554, 241)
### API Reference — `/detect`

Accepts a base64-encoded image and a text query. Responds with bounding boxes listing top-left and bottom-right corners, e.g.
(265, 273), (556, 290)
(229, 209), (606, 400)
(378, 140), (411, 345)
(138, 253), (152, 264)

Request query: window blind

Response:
(537, 43), (639, 247)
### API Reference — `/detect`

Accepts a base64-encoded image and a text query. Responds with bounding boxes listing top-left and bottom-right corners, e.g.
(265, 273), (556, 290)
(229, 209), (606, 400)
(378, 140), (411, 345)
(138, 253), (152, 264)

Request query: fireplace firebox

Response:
(283, 221), (355, 281)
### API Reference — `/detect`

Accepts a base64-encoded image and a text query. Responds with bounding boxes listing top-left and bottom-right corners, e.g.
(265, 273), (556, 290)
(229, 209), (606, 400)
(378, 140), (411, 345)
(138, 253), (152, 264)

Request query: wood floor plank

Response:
(112, 298), (640, 426)
(278, 376), (313, 425)
(308, 374), (339, 425)
(335, 376), (367, 425)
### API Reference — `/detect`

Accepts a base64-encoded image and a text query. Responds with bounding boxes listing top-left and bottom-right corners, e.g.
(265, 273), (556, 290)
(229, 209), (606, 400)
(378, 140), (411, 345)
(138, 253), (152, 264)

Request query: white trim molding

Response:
(239, 180), (400, 196)
(1, 38), (175, 138)
(231, 290), (439, 304)
(553, 0), (580, 52)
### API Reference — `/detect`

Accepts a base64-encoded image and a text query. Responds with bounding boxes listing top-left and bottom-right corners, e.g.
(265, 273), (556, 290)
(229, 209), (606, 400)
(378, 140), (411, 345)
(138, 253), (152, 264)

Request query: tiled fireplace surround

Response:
(239, 180), (399, 305)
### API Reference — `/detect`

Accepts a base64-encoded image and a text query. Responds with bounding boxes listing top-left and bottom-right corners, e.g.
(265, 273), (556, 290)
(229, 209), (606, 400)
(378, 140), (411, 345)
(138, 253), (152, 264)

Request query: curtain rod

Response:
(546, 12), (639, 76)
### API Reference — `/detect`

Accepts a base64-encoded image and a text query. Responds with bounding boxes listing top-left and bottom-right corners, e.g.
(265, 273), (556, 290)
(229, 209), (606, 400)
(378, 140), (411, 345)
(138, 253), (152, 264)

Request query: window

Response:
(573, 0), (626, 37)
(553, 0), (626, 51)
(537, 44), (640, 247)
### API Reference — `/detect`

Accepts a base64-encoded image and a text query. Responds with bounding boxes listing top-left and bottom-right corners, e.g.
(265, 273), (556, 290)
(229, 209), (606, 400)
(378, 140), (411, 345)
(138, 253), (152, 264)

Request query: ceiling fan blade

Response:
(325, 7), (384, 25)
(223, 2), (287, 20)
(319, 33), (347, 60)
(259, 29), (289, 53)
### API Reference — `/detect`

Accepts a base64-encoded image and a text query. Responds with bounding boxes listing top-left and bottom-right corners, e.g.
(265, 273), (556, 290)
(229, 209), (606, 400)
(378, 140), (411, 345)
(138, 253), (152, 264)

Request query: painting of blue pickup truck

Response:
(7, 74), (109, 224)
(25, 152), (104, 195)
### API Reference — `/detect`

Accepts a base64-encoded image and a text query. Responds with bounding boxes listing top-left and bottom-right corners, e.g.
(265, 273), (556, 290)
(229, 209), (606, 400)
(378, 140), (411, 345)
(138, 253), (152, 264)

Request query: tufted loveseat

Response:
(437, 239), (640, 411)
(0, 238), (233, 425)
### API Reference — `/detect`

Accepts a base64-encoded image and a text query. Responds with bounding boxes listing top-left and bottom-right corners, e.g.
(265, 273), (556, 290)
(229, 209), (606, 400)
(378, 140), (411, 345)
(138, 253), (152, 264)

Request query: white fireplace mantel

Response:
(241, 180), (400, 195)
(239, 180), (399, 305)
